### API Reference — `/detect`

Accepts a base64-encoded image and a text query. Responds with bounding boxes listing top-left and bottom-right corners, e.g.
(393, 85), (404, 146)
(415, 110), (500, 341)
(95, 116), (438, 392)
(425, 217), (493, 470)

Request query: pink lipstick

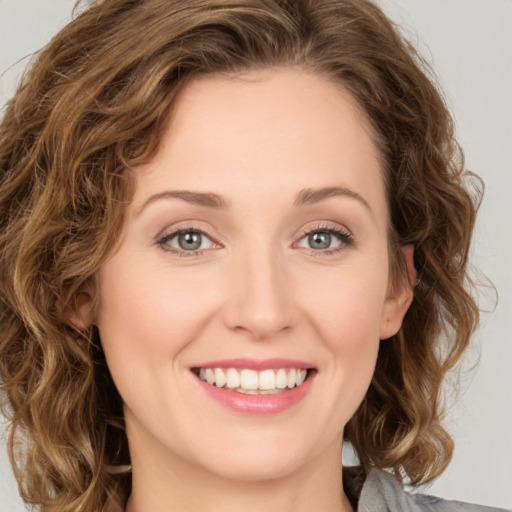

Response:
(190, 358), (317, 415)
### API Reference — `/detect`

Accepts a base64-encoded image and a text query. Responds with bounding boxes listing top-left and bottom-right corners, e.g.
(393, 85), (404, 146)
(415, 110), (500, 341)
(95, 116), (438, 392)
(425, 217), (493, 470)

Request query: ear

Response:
(63, 281), (96, 331)
(379, 245), (416, 340)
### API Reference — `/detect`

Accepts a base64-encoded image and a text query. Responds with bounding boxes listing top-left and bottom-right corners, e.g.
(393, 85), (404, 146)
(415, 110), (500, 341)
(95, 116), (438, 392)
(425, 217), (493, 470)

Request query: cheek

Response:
(301, 262), (389, 342)
(94, 255), (226, 430)
(298, 260), (387, 401)
(95, 255), (222, 365)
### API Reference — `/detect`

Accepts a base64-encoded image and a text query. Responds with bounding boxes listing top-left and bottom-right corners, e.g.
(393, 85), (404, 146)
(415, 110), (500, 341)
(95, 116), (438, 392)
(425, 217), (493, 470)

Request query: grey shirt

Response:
(351, 468), (510, 512)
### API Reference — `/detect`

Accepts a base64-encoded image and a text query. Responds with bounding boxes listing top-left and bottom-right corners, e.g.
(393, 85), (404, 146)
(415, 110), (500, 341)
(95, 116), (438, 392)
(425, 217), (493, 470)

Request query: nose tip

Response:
(222, 254), (296, 341)
(230, 307), (292, 341)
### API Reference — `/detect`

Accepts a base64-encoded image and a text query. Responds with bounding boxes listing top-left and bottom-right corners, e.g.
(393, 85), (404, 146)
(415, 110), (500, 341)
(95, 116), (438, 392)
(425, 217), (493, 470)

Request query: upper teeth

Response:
(198, 367), (308, 392)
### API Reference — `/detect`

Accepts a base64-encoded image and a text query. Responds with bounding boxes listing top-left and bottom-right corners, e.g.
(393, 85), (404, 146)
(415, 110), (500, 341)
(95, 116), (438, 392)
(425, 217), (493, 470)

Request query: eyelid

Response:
(296, 221), (353, 239)
(156, 223), (223, 256)
(155, 220), (354, 257)
(293, 222), (355, 253)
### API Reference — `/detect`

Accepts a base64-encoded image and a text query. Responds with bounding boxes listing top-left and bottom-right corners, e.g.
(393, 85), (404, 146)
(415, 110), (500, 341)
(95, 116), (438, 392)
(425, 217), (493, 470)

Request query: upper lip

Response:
(191, 358), (315, 371)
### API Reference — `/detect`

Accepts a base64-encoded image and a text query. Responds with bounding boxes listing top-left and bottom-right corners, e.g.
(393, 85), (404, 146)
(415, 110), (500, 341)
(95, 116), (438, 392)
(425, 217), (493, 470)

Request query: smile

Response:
(194, 367), (310, 394)
(191, 358), (317, 414)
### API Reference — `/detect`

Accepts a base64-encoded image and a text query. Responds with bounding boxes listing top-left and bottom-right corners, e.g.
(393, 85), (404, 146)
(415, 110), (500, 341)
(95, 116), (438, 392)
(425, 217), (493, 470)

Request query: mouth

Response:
(191, 367), (317, 395)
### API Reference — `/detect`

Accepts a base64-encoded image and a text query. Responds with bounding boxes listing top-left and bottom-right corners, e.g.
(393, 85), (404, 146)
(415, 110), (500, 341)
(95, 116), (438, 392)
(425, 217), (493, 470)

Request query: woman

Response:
(0, 1), (508, 511)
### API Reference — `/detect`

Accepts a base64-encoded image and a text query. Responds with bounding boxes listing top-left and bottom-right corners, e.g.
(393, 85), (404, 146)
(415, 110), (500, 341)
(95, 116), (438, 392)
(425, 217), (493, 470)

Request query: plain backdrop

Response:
(0, 0), (511, 510)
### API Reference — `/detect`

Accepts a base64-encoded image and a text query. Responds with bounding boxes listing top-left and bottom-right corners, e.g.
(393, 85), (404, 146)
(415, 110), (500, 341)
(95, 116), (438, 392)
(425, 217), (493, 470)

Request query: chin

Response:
(186, 430), (326, 483)
(200, 453), (305, 483)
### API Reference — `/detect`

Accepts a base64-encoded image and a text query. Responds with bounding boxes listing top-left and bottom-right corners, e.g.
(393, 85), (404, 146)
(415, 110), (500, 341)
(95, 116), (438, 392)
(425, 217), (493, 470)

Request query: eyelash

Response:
(157, 225), (215, 257)
(156, 224), (354, 257)
(295, 224), (354, 256)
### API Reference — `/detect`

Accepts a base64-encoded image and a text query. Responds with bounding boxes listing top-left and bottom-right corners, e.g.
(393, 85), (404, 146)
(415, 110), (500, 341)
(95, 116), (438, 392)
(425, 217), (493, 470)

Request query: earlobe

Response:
(379, 245), (416, 340)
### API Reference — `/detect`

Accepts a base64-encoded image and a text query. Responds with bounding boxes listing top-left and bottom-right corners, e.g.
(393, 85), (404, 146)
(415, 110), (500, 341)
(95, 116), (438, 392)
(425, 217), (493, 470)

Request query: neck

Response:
(125, 432), (353, 512)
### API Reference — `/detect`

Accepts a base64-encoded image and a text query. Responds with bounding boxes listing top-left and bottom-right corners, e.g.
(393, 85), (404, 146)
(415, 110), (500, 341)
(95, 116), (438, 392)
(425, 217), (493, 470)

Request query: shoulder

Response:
(355, 468), (510, 512)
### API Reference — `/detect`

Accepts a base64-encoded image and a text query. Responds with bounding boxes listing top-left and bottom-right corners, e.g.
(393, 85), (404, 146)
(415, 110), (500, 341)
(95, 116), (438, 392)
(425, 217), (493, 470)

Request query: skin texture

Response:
(87, 68), (413, 512)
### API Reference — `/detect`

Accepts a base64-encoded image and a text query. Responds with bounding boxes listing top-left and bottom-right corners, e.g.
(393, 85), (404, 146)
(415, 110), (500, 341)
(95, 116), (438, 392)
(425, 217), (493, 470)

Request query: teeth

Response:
(236, 388), (281, 394)
(240, 369), (259, 390)
(287, 368), (296, 388)
(214, 368), (226, 388)
(276, 368), (287, 389)
(259, 369), (275, 390)
(196, 367), (310, 392)
(225, 368), (240, 389)
(205, 368), (215, 385)
(296, 369), (307, 387)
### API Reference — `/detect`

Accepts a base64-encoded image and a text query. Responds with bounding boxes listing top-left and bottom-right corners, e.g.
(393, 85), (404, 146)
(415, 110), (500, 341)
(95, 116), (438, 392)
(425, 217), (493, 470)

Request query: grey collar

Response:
(344, 467), (509, 512)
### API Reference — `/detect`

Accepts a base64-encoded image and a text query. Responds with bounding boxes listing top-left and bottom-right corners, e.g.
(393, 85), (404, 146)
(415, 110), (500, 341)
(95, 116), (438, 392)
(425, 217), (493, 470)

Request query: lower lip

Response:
(194, 371), (316, 415)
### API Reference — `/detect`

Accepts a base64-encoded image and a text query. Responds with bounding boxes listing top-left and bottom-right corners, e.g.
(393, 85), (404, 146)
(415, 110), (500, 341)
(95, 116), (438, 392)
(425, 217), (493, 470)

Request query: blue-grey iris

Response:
(178, 232), (202, 250)
(309, 232), (331, 249)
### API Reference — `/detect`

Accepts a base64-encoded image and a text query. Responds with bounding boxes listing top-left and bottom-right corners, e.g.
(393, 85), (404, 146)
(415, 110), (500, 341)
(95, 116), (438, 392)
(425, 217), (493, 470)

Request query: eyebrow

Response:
(137, 190), (227, 215)
(293, 186), (371, 212)
(137, 185), (371, 215)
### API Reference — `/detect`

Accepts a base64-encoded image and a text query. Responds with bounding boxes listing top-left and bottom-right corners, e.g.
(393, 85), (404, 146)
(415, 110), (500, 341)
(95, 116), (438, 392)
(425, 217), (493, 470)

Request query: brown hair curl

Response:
(0, 0), (480, 510)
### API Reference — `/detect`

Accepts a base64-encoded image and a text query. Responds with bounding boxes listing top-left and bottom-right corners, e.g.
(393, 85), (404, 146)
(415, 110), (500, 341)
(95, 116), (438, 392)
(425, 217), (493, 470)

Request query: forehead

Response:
(132, 67), (386, 214)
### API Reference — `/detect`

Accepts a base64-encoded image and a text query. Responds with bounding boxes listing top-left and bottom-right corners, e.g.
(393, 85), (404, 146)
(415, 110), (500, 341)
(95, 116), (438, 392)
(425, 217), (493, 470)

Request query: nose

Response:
(222, 246), (297, 341)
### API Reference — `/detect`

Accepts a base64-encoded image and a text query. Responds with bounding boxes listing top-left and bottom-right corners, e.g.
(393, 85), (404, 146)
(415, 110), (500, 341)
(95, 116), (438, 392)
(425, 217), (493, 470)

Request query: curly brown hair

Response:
(0, 0), (480, 510)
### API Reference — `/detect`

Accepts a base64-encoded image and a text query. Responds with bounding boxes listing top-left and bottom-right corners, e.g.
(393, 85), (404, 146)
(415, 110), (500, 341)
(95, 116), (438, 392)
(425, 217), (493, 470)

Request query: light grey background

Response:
(0, 0), (511, 510)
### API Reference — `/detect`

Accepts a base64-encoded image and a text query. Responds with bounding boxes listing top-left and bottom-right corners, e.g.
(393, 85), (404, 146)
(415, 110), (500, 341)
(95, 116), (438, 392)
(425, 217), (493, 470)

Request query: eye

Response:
(158, 228), (216, 254)
(305, 231), (335, 250)
(296, 226), (353, 252)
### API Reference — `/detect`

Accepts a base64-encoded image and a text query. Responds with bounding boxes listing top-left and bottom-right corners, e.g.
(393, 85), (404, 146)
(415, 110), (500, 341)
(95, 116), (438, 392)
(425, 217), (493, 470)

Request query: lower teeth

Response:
(233, 388), (284, 395)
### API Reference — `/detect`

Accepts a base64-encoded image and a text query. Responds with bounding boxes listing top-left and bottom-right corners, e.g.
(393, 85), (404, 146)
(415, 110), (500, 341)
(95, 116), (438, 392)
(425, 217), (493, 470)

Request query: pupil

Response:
(309, 232), (331, 249)
(178, 232), (201, 250)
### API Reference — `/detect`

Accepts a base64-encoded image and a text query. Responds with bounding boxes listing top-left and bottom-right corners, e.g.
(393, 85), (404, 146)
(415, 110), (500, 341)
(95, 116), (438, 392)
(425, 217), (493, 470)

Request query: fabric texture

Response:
(351, 468), (510, 512)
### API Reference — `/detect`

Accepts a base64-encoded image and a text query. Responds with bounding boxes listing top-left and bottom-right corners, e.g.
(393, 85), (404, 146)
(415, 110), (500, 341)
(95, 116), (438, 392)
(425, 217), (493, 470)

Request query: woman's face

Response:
(94, 68), (412, 482)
